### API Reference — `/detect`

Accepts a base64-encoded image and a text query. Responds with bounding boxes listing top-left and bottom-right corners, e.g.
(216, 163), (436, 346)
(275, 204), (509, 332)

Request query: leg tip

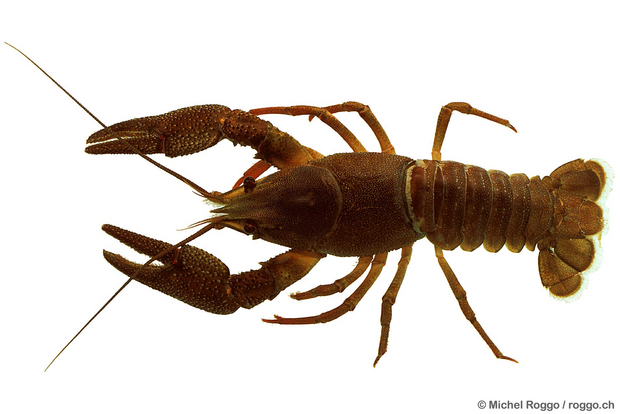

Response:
(499, 355), (519, 364)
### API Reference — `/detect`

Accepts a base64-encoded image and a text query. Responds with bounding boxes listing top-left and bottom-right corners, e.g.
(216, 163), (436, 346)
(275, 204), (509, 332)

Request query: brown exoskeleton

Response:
(8, 44), (610, 370)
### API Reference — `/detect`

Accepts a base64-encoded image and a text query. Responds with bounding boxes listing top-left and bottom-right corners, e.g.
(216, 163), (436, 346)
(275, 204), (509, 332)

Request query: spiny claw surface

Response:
(86, 105), (231, 157)
(101, 224), (240, 314)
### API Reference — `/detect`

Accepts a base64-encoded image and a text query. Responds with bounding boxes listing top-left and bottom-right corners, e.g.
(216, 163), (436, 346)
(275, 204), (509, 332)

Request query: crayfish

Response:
(7, 44), (609, 370)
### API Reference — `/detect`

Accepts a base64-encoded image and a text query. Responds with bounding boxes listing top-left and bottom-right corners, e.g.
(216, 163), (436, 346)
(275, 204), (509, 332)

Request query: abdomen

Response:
(406, 158), (609, 298)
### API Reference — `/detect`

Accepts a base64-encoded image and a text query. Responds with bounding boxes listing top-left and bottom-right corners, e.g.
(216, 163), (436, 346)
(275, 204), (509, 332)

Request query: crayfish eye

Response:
(243, 176), (257, 193)
(243, 221), (257, 234)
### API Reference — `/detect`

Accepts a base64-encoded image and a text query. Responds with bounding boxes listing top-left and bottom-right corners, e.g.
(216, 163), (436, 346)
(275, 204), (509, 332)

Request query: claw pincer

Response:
(101, 224), (323, 315)
(86, 105), (231, 157)
(102, 224), (239, 314)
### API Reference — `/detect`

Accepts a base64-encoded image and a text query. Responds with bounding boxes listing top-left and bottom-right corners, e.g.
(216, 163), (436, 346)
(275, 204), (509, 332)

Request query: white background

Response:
(1, 1), (618, 413)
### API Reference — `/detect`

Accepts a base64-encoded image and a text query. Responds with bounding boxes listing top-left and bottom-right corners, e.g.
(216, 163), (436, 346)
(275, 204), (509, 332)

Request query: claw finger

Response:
(102, 250), (164, 279)
(102, 224), (178, 265)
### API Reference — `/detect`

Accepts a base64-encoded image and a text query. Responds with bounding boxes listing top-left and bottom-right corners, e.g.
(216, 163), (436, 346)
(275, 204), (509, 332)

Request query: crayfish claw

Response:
(101, 224), (240, 315)
(86, 104), (232, 157)
(100, 225), (325, 316)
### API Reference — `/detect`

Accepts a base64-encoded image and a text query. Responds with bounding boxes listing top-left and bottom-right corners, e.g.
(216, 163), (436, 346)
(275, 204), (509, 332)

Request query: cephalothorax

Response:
(8, 44), (609, 369)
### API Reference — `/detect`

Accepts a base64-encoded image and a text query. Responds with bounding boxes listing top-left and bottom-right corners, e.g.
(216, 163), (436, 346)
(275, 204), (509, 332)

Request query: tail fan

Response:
(537, 159), (612, 300)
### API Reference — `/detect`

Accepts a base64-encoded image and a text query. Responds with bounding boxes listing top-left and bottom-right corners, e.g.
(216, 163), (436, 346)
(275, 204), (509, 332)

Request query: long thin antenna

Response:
(5, 42), (213, 198)
(44, 278), (131, 372)
(6, 42), (106, 128)
(6, 43), (217, 370)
